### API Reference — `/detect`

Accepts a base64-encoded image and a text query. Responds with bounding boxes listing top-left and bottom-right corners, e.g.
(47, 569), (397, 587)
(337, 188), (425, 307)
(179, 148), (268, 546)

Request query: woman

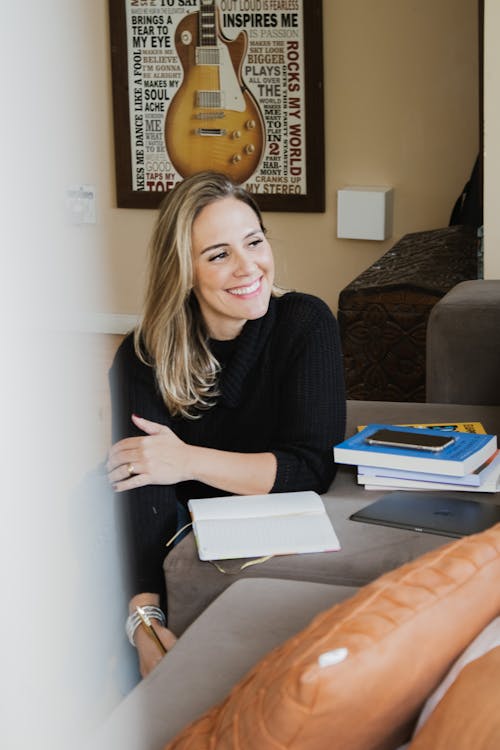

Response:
(107, 171), (346, 677)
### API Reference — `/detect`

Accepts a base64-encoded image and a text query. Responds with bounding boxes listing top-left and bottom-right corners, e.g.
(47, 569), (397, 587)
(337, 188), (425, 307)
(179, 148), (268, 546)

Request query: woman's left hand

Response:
(107, 414), (193, 491)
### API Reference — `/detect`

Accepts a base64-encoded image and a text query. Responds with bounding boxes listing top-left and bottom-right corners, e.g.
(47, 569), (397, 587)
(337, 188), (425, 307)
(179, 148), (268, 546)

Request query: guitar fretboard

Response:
(199, 0), (217, 47)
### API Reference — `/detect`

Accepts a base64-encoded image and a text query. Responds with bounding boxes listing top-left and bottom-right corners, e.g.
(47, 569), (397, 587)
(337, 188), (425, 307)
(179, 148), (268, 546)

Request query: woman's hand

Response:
(127, 594), (177, 679)
(134, 621), (177, 678)
(108, 414), (277, 496)
(107, 414), (194, 491)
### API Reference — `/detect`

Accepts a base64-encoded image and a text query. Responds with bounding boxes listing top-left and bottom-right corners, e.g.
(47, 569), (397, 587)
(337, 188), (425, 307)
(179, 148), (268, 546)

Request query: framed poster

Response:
(109, 0), (324, 212)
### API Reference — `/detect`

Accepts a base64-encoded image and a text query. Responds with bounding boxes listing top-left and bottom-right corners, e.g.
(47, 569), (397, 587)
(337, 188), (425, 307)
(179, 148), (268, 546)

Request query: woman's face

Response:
(191, 196), (275, 340)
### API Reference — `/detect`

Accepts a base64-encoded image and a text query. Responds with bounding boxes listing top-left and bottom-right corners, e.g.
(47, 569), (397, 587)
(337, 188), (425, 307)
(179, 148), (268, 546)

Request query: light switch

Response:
(66, 185), (96, 224)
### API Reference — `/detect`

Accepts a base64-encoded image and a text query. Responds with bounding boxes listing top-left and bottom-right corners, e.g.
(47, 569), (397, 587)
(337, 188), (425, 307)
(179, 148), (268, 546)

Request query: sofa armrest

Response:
(91, 579), (357, 750)
(426, 280), (500, 405)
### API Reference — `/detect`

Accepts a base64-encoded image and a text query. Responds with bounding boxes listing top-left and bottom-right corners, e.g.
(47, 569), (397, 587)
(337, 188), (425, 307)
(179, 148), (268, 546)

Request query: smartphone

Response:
(365, 429), (456, 452)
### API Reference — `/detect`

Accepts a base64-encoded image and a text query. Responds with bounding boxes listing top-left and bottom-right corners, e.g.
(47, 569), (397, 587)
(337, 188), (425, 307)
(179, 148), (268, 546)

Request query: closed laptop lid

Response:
(350, 490), (500, 538)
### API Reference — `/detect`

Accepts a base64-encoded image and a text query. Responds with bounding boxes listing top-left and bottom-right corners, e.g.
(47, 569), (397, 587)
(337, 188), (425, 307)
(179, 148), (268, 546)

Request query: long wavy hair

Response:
(134, 171), (271, 418)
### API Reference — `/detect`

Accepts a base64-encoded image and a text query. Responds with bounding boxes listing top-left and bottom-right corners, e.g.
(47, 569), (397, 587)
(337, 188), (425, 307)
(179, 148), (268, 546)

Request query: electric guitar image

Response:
(164, 0), (265, 183)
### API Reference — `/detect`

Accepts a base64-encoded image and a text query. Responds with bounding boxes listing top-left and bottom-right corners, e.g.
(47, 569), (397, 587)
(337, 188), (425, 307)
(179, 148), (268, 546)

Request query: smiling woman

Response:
(107, 171), (346, 679)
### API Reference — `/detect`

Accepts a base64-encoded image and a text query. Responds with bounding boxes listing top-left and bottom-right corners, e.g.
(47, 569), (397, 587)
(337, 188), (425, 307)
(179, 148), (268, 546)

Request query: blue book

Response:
(333, 424), (497, 477)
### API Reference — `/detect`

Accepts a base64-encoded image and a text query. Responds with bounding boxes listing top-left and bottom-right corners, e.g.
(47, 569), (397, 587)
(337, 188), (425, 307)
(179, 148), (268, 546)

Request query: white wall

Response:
(2, 3), (137, 748)
(483, 0), (500, 277)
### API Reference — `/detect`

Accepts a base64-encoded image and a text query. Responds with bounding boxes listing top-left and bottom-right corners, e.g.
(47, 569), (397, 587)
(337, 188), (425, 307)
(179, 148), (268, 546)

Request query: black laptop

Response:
(350, 490), (500, 538)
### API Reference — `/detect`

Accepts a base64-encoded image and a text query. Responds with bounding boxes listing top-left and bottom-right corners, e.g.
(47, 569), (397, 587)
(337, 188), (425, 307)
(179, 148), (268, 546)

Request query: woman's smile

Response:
(226, 277), (263, 296)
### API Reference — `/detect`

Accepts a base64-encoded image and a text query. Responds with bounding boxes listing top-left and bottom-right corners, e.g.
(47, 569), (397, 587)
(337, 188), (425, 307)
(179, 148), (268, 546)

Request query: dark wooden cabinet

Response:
(338, 225), (479, 402)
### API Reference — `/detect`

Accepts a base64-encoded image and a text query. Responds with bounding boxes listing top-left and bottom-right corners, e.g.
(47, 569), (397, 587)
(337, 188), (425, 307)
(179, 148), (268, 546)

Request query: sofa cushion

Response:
(164, 523), (500, 750)
(411, 614), (500, 735)
(407, 645), (500, 749)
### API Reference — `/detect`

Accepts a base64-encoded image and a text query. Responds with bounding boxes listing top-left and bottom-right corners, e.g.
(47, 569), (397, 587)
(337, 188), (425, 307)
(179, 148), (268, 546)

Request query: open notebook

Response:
(188, 491), (341, 561)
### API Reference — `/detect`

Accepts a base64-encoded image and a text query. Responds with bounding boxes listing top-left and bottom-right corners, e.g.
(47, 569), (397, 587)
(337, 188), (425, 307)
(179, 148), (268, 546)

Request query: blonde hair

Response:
(134, 172), (268, 418)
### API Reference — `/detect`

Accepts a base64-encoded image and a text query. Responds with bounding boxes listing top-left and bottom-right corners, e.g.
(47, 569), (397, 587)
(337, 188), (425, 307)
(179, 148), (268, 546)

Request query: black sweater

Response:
(109, 292), (346, 603)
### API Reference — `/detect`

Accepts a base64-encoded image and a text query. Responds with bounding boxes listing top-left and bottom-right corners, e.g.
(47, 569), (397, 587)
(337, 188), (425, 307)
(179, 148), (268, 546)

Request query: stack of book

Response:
(333, 422), (500, 493)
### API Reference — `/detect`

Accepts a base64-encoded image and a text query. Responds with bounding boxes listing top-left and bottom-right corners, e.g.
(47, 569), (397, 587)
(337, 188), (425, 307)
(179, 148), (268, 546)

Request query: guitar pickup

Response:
(194, 111), (225, 120)
(195, 128), (227, 136)
(196, 48), (220, 66)
(197, 91), (224, 108)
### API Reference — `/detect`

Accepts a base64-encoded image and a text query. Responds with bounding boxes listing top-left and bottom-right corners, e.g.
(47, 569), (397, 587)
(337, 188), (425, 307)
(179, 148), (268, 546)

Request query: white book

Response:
(359, 455), (500, 493)
(188, 491), (341, 561)
(357, 449), (500, 487)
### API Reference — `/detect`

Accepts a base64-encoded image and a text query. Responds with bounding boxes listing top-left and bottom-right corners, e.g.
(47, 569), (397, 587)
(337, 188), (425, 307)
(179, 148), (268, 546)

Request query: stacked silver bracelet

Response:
(125, 605), (166, 647)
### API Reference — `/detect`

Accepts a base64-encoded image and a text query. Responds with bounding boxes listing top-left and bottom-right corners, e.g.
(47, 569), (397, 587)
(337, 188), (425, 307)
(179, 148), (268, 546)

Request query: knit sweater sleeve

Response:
(269, 296), (346, 494)
(108, 335), (177, 604)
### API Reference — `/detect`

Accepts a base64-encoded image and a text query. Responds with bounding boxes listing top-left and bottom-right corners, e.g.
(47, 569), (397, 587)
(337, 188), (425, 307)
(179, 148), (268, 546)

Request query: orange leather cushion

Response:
(164, 524), (500, 750)
(408, 645), (500, 749)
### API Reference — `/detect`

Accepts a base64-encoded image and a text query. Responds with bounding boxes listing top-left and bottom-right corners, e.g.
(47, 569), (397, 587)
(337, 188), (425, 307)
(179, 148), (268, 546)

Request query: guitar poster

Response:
(109, 0), (325, 211)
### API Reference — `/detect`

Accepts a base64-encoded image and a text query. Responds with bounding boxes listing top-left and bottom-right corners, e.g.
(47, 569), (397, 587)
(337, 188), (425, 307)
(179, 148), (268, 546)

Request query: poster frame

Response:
(108, 0), (325, 212)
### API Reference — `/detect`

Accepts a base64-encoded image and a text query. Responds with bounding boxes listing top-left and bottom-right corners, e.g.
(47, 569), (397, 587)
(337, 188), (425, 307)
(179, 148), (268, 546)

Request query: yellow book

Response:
(357, 421), (486, 434)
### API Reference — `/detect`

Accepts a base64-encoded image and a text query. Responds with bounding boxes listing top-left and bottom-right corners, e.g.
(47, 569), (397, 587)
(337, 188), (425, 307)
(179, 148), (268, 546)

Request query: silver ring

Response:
(127, 463), (135, 477)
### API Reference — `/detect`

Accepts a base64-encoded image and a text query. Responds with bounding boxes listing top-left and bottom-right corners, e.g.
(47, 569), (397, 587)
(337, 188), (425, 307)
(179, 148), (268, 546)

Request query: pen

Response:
(136, 605), (167, 655)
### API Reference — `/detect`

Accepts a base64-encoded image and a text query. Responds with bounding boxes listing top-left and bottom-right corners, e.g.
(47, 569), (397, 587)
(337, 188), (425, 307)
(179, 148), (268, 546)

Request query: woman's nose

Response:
(233, 250), (255, 276)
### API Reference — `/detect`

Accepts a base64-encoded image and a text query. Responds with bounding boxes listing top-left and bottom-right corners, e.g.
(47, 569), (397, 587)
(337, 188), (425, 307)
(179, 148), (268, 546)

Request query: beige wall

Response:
(98, 1), (479, 316)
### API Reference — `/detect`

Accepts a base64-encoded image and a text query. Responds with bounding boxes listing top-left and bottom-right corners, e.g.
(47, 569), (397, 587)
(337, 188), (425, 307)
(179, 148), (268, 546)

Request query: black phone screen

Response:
(365, 429), (456, 452)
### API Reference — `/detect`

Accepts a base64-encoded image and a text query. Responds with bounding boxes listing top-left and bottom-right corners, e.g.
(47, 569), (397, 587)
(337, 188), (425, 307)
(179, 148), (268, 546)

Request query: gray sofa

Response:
(426, 279), (500, 405)
(94, 280), (500, 750)
(165, 400), (500, 638)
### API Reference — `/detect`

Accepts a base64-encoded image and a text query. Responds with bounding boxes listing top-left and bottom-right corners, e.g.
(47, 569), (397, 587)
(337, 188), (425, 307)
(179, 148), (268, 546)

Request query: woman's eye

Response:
(249, 238), (263, 248)
(208, 250), (228, 262)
